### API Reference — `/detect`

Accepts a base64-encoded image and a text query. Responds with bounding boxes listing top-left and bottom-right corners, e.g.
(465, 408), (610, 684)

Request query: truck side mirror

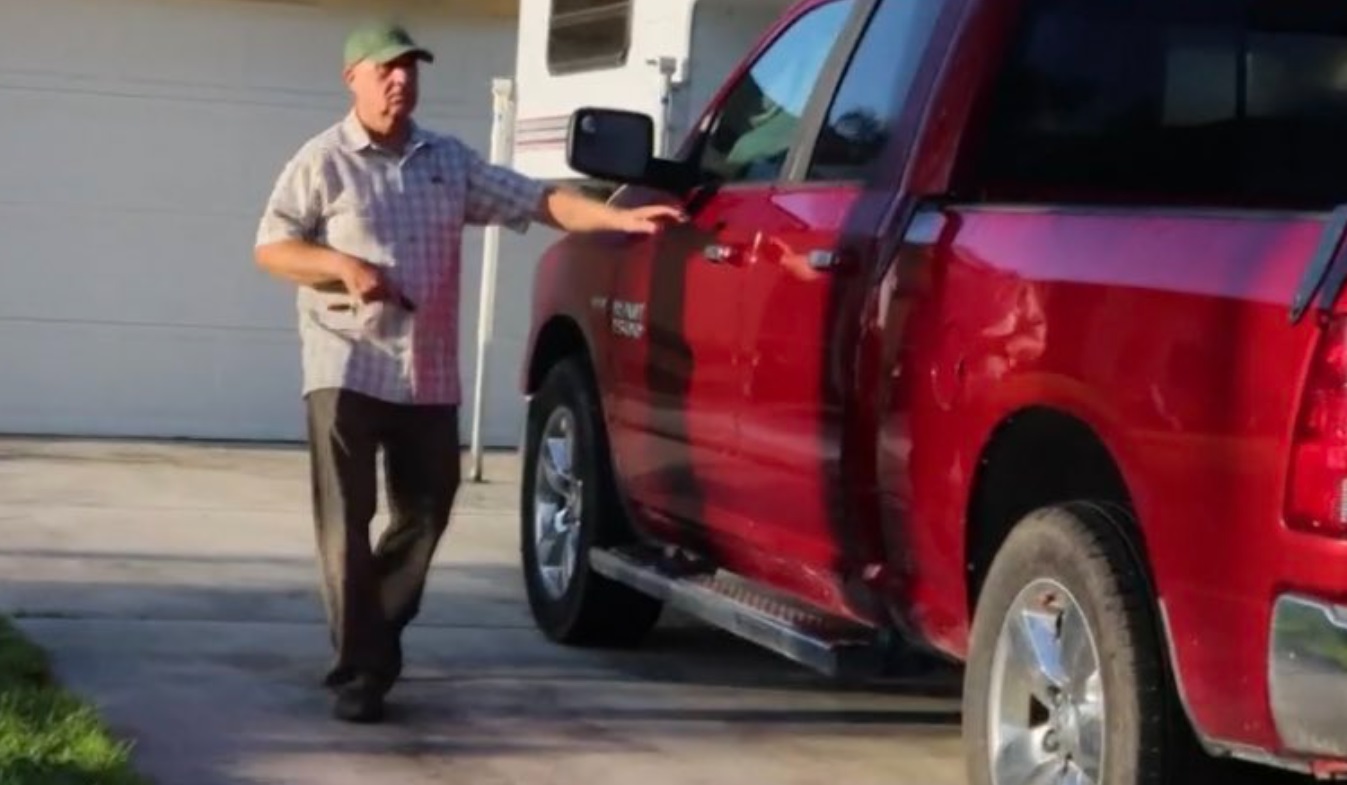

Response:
(567, 108), (654, 184)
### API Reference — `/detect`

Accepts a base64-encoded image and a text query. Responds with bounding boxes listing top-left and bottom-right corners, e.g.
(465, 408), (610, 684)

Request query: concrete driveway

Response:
(0, 437), (1318, 785)
(0, 437), (965, 785)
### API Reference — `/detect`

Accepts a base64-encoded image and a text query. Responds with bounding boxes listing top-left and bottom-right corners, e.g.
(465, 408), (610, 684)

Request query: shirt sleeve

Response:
(255, 149), (322, 247)
(462, 143), (548, 233)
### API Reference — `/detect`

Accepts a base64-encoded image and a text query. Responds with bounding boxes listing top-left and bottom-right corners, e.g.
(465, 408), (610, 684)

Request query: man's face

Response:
(346, 54), (419, 125)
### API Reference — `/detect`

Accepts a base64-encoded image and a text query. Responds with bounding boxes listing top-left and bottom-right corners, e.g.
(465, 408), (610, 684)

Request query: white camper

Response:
(466, 0), (793, 474)
(511, 0), (796, 181)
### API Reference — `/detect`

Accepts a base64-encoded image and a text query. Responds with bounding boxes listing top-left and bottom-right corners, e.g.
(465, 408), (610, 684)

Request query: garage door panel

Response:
(0, 320), (301, 439)
(0, 0), (522, 442)
(0, 86), (500, 215)
(2, 1), (516, 98)
(0, 208), (290, 328)
(0, 85), (304, 214)
(4, 1), (350, 95)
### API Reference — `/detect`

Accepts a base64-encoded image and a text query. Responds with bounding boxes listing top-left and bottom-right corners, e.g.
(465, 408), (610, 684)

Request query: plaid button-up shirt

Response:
(256, 112), (547, 406)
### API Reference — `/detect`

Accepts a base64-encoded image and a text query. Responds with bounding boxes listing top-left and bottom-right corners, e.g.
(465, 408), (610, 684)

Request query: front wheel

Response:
(963, 503), (1167, 785)
(520, 356), (663, 647)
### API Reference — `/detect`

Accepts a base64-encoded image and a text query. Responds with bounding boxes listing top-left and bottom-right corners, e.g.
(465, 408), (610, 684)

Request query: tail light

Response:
(1287, 315), (1347, 536)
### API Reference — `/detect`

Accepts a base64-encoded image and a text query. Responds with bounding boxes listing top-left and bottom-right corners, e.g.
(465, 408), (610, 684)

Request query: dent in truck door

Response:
(605, 0), (858, 542)
(734, 0), (949, 577)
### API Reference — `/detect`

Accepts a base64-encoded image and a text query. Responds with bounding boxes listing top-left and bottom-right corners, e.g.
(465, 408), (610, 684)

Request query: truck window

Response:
(965, 0), (1347, 211)
(692, 0), (855, 185)
(805, 0), (946, 183)
(547, 0), (631, 75)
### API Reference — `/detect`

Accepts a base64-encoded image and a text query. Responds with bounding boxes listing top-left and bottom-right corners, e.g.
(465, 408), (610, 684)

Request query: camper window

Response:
(548, 0), (632, 75)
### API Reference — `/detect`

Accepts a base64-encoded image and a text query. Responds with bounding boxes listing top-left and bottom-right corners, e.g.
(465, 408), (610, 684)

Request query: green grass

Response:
(0, 618), (149, 785)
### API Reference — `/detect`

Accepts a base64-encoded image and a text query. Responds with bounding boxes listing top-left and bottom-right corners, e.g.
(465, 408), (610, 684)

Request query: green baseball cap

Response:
(343, 22), (434, 68)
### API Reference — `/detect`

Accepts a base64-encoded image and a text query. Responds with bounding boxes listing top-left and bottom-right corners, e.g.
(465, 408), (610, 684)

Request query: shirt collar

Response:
(340, 111), (435, 154)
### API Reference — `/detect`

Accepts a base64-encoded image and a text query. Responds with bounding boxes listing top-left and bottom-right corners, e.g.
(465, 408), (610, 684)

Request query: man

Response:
(253, 21), (682, 724)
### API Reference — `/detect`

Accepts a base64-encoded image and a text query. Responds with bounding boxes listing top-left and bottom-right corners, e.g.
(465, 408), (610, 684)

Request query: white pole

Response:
(469, 77), (516, 483)
(647, 56), (679, 157)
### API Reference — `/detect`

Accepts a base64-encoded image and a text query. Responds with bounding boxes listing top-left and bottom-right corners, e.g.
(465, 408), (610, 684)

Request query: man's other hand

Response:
(338, 256), (397, 304)
(255, 241), (408, 311)
(337, 257), (417, 311)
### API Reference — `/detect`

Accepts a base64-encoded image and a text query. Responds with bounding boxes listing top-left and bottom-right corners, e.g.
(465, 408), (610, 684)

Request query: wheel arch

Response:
(964, 406), (1152, 617)
(960, 405), (1235, 773)
(526, 314), (600, 397)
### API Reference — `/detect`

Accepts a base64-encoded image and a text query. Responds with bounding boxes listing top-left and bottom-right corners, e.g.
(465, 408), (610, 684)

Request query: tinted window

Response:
(807, 0), (945, 182)
(694, 0), (855, 184)
(968, 0), (1347, 210)
(548, 0), (631, 74)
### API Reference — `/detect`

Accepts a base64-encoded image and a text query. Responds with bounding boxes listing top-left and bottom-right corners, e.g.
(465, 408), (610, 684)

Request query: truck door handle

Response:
(703, 243), (738, 263)
(807, 248), (859, 273)
(808, 250), (841, 270)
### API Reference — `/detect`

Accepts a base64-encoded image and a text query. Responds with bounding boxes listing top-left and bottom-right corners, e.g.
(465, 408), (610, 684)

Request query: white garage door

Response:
(0, 0), (531, 444)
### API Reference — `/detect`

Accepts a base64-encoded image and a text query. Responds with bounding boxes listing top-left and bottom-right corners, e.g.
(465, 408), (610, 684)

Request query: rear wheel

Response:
(520, 356), (663, 646)
(963, 503), (1166, 785)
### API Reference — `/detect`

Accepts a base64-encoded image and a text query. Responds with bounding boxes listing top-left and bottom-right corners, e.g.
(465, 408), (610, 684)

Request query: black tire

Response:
(520, 356), (664, 647)
(963, 502), (1167, 785)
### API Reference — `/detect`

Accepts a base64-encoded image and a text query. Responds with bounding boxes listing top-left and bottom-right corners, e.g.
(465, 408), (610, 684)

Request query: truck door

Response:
(603, 187), (749, 537)
(605, 0), (859, 541)
(733, 0), (950, 570)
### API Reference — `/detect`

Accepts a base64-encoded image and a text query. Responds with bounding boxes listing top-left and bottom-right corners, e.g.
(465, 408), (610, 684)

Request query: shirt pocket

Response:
(310, 297), (394, 343)
(323, 186), (385, 255)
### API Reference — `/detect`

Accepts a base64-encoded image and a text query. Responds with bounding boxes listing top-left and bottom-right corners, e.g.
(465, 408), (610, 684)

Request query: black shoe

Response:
(332, 681), (385, 724)
(323, 664), (356, 689)
(387, 636), (403, 687)
(324, 637), (400, 690)
(367, 636), (404, 694)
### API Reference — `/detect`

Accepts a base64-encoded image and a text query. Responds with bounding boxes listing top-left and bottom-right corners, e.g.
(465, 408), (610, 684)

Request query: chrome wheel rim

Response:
(532, 406), (583, 599)
(988, 579), (1105, 785)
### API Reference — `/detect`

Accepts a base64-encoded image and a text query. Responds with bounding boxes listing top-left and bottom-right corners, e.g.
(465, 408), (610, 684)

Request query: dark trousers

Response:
(304, 388), (460, 691)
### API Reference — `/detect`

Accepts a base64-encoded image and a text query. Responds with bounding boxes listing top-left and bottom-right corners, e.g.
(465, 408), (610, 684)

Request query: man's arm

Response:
(254, 240), (395, 303)
(464, 145), (684, 235)
(537, 186), (684, 234)
(253, 150), (396, 303)
(254, 240), (354, 287)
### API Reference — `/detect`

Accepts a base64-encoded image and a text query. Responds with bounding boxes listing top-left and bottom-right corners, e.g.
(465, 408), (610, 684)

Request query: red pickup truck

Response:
(516, 0), (1347, 781)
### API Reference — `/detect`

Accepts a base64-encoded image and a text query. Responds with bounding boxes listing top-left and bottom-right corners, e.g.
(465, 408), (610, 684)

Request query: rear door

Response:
(732, 0), (952, 568)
